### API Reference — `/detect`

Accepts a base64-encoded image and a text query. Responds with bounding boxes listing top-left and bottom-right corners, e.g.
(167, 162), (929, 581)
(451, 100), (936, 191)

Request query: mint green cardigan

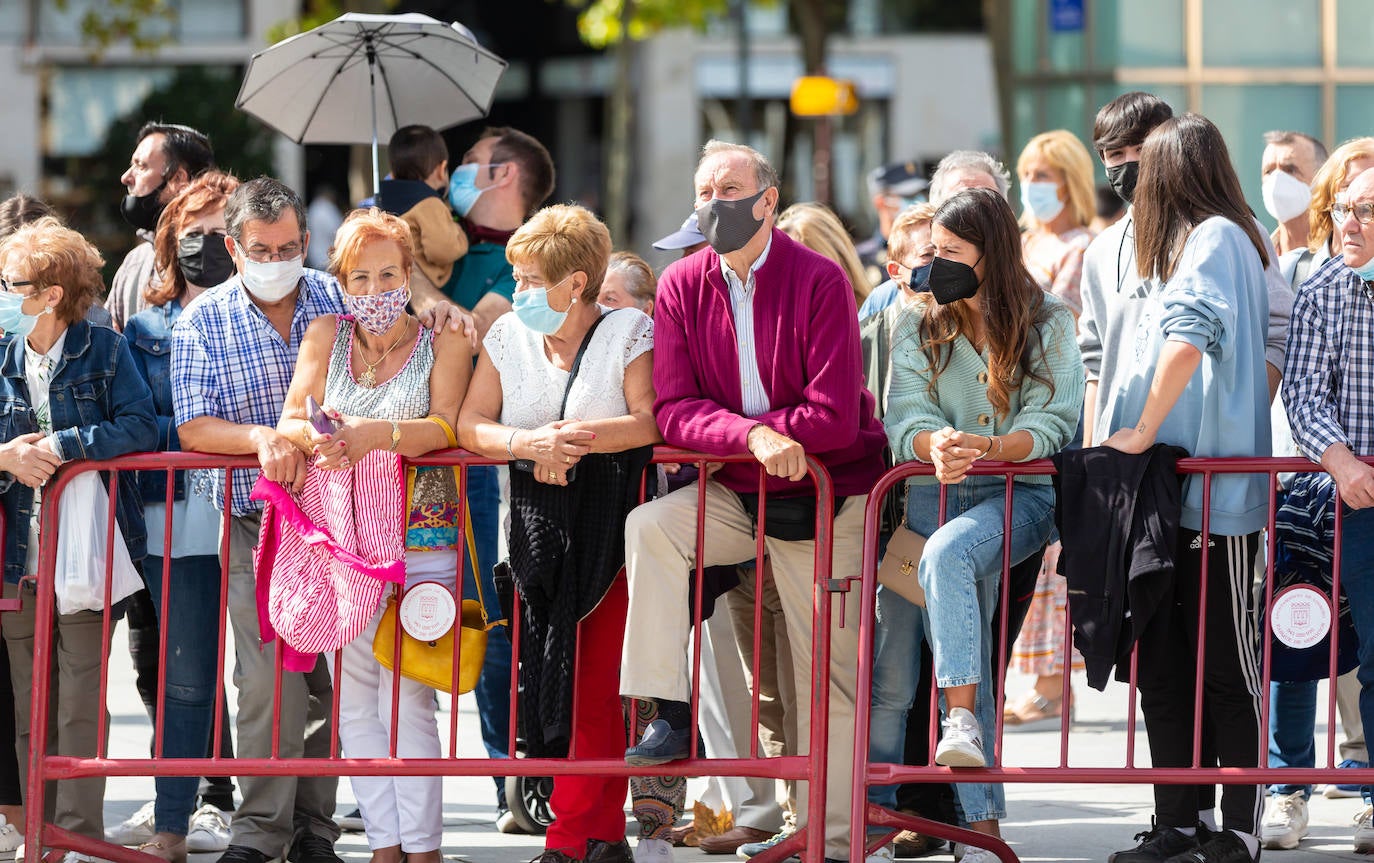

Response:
(884, 295), (1085, 485)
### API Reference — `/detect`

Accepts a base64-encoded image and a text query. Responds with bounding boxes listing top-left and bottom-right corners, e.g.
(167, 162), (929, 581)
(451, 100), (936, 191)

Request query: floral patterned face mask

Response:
(344, 284), (410, 335)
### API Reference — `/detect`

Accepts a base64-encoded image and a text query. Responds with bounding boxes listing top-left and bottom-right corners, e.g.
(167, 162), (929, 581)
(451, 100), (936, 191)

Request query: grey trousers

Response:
(224, 513), (339, 856)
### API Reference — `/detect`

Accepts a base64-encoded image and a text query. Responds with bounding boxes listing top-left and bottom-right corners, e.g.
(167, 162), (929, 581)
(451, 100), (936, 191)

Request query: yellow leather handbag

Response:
(372, 417), (502, 693)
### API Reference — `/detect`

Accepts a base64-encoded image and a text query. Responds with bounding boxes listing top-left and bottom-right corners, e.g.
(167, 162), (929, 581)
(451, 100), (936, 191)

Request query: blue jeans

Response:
(1268, 680), (1316, 798)
(465, 466), (512, 808)
(143, 554), (223, 835)
(1328, 505), (1374, 804)
(868, 478), (1055, 824)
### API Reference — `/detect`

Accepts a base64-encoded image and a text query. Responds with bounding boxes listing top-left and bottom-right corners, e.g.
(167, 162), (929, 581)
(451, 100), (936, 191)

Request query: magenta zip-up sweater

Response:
(653, 228), (887, 498)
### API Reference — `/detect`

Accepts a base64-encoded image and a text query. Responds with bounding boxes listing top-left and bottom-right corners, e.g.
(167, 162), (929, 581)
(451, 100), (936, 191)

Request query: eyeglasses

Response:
(1332, 201), (1374, 225)
(0, 276), (38, 295)
(244, 242), (303, 264)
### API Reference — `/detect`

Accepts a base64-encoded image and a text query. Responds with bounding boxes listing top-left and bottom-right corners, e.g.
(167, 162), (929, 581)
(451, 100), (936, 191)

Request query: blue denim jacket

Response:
(125, 299), (184, 504)
(0, 320), (158, 585)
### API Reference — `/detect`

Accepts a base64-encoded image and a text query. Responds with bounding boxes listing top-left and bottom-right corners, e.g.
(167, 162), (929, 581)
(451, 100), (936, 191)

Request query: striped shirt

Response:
(171, 270), (345, 516)
(719, 235), (772, 417)
(1283, 254), (1374, 461)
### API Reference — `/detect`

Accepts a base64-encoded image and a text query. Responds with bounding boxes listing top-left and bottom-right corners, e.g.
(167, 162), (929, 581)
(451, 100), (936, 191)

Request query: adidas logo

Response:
(1189, 535), (1217, 550)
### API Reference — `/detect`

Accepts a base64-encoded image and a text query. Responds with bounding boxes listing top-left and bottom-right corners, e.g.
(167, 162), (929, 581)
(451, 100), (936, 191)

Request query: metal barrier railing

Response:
(17, 448), (842, 863)
(851, 455), (1374, 863)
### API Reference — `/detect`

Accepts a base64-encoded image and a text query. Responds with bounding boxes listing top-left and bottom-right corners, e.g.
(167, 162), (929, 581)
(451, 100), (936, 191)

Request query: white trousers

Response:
(333, 550), (458, 852)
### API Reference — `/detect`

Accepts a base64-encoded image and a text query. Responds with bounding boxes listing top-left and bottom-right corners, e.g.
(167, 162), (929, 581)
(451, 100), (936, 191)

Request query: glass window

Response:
(1091, 0), (1120, 67)
(1119, 0), (1185, 66)
(1338, 0), (1374, 67)
(1047, 27), (1086, 73)
(1043, 84), (1089, 142)
(175, 0), (245, 41)
(0, 1), (23, 42)
(1012, 0), (1039, 73)
(1012, 90), (1039, 165)
(1201, 84), (1321, 226)
(1203, 0), (1320, 67)
(45, 67), (176, 157)
(1337, 85), (1374, 143)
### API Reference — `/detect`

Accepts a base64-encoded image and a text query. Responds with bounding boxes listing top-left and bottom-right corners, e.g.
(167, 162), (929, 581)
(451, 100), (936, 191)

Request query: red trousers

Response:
(545, 575), (629, 856)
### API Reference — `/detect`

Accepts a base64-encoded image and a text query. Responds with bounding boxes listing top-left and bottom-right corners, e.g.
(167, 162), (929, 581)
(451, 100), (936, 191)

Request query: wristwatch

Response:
(389, 420), (401, 453)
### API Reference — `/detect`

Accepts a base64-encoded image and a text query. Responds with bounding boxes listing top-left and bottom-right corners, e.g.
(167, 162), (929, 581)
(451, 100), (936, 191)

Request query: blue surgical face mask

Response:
(1020, 180), (1065, 223)
(511, 275), (575, 334)
(448, 162), (503, 218)
(0, 291), (42, 338)
(1353, 257), (1374, 281)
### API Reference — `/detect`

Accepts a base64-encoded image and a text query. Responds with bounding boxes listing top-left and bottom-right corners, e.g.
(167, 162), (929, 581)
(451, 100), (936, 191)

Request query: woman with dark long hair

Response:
(1100, 113), (1271, 863)
(870, 188), (1083, 859)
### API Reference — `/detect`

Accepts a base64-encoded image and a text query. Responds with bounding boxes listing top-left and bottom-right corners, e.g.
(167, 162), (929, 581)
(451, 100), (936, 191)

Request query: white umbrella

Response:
(236, 12), (507, 194)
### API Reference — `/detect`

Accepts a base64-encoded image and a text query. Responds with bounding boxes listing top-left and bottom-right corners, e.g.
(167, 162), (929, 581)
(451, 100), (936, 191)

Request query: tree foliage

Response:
(564, 0), (772, 49)
(52, 0), (176, 53)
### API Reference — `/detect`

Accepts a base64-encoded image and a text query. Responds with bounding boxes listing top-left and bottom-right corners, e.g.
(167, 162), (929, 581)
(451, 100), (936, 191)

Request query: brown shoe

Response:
(697, 827), (776, 855)
(891, 830), (946, 858)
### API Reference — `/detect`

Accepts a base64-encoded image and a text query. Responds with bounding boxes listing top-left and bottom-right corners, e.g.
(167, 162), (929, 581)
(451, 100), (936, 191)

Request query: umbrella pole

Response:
(368, 37), (380, 196)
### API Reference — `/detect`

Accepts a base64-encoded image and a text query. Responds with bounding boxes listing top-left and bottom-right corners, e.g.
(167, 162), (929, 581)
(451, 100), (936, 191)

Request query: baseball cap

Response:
(868, 161), (929, 198)
(653, 212), (707, 251)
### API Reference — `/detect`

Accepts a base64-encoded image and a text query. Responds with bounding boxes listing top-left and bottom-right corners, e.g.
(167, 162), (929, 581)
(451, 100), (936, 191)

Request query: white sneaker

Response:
(186, 804), (230, 853)
(634, 838), (674, 863)
(105, 800), (155, 847)
(0, 815), (23, 855)
(959, 847), (998, 863)
(934, 707), (986, 768)
(1260, 791), (1309, 850)
(1356, 805), (1374, 854)
(863, 845), (893, 863)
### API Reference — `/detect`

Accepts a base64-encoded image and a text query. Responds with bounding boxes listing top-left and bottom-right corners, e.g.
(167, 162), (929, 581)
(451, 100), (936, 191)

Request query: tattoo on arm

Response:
(1136, 421), (1147, 434)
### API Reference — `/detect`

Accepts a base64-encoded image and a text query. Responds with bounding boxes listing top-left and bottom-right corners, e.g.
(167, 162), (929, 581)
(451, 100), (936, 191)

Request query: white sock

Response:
(1198, 809), (1218, 831)
(1230, 830), (1259, 857)
(1176, 827), (1196, 836)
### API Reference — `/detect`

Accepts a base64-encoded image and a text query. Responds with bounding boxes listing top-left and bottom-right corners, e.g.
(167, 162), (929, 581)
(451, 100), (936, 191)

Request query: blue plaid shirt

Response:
(1283, 254), (1374, 462)
(171, 270), (344, 515)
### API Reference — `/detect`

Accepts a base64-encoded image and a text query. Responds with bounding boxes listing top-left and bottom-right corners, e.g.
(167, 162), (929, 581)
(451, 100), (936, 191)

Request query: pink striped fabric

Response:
(251, 450), (407, 671)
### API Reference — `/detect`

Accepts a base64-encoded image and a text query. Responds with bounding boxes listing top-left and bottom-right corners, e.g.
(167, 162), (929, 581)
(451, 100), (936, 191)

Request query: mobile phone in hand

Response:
(306, 395), (339, 435)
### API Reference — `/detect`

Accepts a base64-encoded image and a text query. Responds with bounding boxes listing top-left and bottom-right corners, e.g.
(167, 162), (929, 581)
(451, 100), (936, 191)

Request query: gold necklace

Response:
(354, 320), (412, 389)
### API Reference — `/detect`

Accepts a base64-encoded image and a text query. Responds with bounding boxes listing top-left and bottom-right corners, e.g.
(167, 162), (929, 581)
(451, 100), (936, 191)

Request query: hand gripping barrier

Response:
(850, 455), (1374, 863)
(18, 448), (846, 863)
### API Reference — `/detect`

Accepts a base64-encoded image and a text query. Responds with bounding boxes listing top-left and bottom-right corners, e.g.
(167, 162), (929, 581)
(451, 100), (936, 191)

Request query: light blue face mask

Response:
(1354, 257), (1374, 282)
(512, 276), (574, 334)
(0, 291), (41, 338)
(1020, 180), (1065, 223)
(448, 162), (503, 218)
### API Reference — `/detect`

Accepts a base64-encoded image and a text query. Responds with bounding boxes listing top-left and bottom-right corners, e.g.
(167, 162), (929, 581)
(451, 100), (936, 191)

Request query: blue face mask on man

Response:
(448, 162), (504, 218)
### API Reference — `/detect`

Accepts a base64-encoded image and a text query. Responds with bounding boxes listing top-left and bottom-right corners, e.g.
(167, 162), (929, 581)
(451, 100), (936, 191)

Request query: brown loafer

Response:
(697, 827), (776, 855)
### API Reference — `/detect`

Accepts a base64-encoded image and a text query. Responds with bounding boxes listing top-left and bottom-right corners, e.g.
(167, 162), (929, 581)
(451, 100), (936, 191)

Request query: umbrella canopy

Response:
(236, 12), (507, 193)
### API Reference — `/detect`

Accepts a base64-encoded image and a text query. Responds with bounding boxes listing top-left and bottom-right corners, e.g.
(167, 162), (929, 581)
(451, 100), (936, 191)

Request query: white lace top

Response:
(484, 306), (653, 429)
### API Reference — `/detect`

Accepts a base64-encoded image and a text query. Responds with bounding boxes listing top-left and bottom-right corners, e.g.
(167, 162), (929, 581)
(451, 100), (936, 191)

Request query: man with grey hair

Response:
(928, 150), (1011, 205)
(172, 178), (469, 863)
(619, 140), (887, 862)
(1261, 130), (1328, 257)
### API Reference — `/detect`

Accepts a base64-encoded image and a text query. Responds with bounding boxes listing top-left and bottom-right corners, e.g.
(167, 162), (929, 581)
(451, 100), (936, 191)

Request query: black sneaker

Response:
(1163, 831), (1259, 863)
(217, 846), (273, 863)
(338, 809), (365, 833)
(1110, 823), (1201, 862)
(532, 852), (580, 863)
(585, 839), (633, 863)
(288, 834), (344, 863)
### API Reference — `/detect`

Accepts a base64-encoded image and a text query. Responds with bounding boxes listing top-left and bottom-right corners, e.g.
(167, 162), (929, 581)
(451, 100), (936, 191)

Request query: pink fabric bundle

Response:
(251, 451), (407, 671)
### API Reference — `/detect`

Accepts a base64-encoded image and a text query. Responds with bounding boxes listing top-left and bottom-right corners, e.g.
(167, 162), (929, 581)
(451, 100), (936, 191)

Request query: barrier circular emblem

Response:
(1270, 585), (1332, 650)
(399, 582), (456, 642)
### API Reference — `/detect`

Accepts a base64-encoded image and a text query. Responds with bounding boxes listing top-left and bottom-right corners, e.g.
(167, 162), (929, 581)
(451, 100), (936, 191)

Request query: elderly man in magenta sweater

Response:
(619, 140), (887, 862)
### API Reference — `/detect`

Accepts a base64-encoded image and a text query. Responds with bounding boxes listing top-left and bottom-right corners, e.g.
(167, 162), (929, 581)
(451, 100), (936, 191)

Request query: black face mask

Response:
(695, 189), (769, 254)
(177, 233), (236, 288)
(121, 179), (168, 232)
(907, 261), (933, 292)
(1105, 160), (1140, 205)
(927, 255), (981, 305)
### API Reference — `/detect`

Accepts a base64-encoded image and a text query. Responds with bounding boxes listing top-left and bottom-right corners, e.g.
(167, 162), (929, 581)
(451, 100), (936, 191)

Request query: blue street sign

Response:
(1051, 0), (1085, 32)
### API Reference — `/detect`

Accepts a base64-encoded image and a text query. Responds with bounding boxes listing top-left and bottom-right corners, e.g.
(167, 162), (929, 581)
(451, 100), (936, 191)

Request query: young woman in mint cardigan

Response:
(870, 188), (1084, 860)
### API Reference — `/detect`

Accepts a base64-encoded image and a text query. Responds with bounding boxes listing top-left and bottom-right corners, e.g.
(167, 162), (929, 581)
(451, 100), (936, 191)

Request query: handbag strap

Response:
(558, 308), (617, 420)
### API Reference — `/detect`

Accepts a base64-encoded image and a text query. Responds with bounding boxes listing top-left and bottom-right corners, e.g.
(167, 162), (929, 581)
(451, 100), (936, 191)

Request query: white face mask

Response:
(240, 256), (304, 303)
(1262, 169), (1313, 225)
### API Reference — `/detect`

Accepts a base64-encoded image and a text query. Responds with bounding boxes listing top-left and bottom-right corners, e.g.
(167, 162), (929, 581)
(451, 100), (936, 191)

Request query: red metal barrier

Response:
(20, 448), (842, 863)
(850, 455), (1374, 863)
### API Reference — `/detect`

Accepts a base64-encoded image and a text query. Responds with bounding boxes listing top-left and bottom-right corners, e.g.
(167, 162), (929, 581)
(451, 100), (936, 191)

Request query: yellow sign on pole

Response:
(790, 76), (859, 117)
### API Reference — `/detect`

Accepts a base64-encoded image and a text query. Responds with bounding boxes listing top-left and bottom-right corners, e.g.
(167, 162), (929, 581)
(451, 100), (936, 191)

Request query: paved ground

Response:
(77, 623), (1370, 863)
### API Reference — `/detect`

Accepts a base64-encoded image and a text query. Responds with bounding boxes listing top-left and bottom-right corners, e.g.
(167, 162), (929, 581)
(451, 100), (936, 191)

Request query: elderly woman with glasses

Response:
(0, 217), (157, 849)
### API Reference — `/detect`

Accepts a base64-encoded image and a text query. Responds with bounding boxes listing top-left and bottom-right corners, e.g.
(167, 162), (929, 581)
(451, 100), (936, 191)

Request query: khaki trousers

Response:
(621, 481), (865, 859)
(3, 581), (111, 840)
(224, 513), (339, 856)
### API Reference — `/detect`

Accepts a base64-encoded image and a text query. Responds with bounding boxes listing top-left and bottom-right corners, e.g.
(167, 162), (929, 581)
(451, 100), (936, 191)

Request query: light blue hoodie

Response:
(1101, 216), (1271, 536)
